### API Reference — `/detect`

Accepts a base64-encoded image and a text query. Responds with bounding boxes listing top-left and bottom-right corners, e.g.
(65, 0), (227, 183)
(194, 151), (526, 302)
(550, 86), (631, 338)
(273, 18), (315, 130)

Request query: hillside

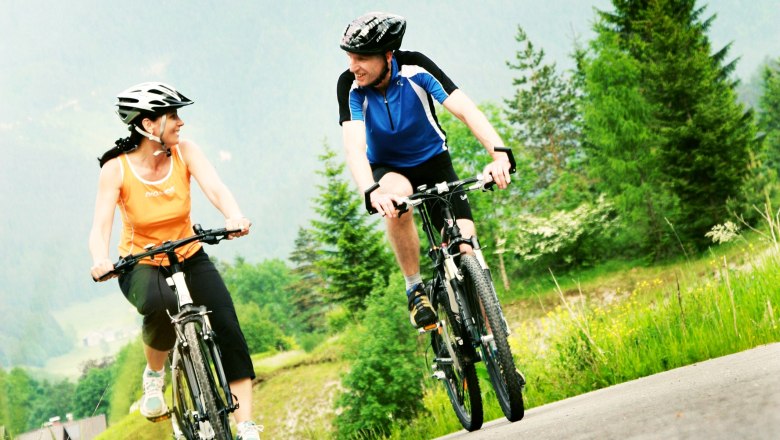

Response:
(3, 0), (780, 368)
(89, 233), (780, 439)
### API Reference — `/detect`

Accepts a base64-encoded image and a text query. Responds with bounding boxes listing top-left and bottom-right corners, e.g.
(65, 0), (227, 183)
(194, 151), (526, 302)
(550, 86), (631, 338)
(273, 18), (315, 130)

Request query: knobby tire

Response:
(432, 284), (483, 431)
(171, 348), (193, 440)
(460, 255), (525, 422)
(186, 322), (232, 440)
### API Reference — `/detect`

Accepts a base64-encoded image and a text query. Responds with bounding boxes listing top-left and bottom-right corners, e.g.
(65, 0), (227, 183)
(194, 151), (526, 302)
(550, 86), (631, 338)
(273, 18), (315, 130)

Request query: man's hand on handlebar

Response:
(226, 217), (252, 239)
(482, 155), (512, 190)
(91, 258), (116, 282)
(370, 191), (406, 218)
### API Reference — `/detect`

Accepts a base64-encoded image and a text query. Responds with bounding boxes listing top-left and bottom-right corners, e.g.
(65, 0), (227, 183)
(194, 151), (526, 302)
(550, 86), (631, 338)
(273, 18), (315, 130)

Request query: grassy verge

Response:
(515, 248), (780, 408)
(382, 239), (779, 439)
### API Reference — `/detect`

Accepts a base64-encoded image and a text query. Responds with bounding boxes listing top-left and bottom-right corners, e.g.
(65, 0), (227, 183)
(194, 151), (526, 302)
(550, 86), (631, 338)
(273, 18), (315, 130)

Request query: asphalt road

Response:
(437, 343), (780, 439)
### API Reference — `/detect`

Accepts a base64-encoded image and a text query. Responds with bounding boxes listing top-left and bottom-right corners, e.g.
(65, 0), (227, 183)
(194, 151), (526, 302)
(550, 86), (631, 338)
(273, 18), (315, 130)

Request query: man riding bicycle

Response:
(337, 12), (513, 328)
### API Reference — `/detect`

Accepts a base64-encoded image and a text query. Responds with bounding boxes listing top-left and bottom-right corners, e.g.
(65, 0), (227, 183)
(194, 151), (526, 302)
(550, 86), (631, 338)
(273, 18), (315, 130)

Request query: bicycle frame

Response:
(165, 249), (237, 430)
(96, 225), (240, 438)
(419, 203), (496, 356)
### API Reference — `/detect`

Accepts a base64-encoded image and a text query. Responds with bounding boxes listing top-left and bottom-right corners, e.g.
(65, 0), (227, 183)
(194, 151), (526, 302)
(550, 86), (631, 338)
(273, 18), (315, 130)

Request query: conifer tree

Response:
(758, 58), (780, 177)
(585, 0), (756, 253)
(505, 26), (587, 207)
(582, 31), (676, 257)
(311, 145), (393, 310)
(287, 226), (327, 332)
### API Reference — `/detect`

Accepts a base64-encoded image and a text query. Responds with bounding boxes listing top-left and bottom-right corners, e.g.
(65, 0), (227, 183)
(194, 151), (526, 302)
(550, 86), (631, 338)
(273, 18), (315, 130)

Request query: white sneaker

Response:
(236, 421), (263, 440)
(140, 367), (168, 419)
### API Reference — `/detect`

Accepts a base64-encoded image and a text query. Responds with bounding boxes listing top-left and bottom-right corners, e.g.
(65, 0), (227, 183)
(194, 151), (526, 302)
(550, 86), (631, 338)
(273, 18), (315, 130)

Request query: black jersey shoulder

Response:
(393, 50), (458, 94)
(337, 69), (358, 125)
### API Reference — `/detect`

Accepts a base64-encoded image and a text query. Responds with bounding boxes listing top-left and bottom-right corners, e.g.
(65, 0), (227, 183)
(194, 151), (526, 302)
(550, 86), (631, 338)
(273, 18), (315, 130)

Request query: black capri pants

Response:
(119, 247), (255, 382)
(370, 151), (474, 233)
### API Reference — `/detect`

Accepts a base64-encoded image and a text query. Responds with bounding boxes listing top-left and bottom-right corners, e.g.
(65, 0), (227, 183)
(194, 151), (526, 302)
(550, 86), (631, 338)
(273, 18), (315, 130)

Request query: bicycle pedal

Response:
(418, 323), (438, 334)
(146, 411), (172, 423)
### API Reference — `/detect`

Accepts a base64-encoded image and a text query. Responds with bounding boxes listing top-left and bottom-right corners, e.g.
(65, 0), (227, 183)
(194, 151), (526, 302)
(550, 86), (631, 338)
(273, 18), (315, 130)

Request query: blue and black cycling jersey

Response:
(337, 50), (459, 168)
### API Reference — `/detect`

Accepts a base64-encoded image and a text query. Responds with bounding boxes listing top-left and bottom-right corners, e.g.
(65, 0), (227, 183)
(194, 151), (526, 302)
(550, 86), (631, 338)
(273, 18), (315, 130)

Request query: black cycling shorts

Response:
(370, 151), (473, 233)
(118, 248), (255, 382)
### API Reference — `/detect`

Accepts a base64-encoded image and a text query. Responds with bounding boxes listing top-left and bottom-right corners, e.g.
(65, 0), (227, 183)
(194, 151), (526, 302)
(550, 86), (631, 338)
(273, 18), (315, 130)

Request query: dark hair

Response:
(97, 111), (157, 168)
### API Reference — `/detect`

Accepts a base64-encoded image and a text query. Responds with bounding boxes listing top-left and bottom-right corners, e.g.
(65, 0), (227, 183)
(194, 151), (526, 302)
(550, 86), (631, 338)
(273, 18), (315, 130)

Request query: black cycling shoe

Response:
(407, 283), (437, 328)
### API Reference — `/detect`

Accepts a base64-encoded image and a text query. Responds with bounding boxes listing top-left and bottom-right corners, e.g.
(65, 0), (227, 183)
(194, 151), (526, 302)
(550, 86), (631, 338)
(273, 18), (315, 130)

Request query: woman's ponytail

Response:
(97, 118), (149, 168)
(97, 135), (137, 167)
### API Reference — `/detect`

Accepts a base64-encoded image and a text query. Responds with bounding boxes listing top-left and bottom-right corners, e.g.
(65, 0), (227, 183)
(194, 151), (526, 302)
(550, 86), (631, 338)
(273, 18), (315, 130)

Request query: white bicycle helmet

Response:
(115, 82), (193, 126)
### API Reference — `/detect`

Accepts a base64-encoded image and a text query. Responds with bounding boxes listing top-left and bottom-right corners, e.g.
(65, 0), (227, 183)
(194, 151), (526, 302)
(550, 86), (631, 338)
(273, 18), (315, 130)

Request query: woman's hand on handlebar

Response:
(91, 258), (116, 282)
(483, 156), (512, 190)
(226, 217), (252, 239)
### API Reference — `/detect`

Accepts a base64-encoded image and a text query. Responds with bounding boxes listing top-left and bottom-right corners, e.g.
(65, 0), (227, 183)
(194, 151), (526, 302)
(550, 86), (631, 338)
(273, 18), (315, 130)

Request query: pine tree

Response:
(758, 58), (780, 177)
(586, 0), (756, 253)
(287, 226), (327, 332)
(505, 26), (587, 206)
(582, 30), (677, 257)
(311, 145), (393, 310)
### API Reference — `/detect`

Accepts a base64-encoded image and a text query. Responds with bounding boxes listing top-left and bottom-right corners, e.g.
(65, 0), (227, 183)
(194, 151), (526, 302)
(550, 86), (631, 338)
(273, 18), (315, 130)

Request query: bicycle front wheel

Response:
(460, 255), (525, 422)
(173, 321), (233, 440)
(431, 285), (483, 431)
(171, 347), (196, 440)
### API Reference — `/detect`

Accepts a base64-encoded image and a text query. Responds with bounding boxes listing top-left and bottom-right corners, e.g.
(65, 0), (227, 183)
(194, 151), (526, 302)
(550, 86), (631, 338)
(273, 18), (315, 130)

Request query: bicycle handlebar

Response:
(93, 224), (241, 282)
(364, 147), (516, 215)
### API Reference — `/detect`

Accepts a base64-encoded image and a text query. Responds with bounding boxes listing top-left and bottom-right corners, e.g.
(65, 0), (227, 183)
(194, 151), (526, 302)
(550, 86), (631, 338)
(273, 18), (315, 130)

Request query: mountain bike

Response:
(95, 225), (239, 440)
(364, 147), (525, 431)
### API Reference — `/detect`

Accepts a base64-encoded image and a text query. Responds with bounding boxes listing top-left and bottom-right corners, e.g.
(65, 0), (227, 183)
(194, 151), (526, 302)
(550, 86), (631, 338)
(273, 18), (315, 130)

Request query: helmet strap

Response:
(135, 114), (172, 157)
(368, 55), (392, 89)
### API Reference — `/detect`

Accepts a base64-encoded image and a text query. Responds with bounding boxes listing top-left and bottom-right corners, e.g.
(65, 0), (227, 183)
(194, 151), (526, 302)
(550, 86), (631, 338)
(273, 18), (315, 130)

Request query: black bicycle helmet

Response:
(115, 82), (193, 126)
(340, 12), (406, 54)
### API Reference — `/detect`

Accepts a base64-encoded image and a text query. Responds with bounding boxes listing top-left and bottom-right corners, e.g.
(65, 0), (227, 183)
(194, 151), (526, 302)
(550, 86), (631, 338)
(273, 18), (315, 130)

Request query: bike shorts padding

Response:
(370, 151), (473, 233)
(118, 248), (255, 382)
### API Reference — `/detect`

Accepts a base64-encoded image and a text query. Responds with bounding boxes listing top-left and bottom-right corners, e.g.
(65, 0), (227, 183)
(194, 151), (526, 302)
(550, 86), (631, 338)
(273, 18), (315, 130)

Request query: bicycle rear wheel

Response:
(172, 321), (233, 440)
(431, 284), (483, 431)
(460, 255), (525, 422)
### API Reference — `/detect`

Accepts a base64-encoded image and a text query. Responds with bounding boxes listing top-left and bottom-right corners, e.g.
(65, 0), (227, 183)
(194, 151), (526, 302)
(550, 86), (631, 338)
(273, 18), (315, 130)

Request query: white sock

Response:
(404, 273), (423, 290)
(145, 365), (165, 376)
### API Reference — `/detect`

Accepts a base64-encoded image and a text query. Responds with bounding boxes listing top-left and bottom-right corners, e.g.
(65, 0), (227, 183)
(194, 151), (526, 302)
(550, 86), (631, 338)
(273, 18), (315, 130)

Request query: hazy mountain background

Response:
(1, 0), (777, 369)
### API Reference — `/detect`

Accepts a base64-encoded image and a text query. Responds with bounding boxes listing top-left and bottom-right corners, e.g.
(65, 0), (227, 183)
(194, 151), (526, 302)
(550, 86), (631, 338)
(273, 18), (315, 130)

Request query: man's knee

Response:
(379, 172), (413, 196)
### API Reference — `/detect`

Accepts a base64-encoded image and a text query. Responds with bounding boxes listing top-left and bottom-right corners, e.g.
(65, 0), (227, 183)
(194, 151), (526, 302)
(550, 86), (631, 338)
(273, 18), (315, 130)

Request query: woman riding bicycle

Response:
(88, 82), (262, 439)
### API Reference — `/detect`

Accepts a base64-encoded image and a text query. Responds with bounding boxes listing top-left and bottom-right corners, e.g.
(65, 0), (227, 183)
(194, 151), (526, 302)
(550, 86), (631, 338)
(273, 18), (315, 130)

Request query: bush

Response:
(235, 302), (295, 353)
(335, 277), (426, 439)
(509, 194), (617, 273)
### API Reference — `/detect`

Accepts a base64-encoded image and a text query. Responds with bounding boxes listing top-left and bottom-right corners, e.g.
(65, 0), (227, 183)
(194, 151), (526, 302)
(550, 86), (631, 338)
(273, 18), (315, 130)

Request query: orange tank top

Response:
(117, 145), (201, 265)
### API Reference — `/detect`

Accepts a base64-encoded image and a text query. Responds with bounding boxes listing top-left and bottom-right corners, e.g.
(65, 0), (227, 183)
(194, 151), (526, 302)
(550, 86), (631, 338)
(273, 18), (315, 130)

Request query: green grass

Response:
(378, 237), (780, 439)
(251, 360), (346, 439)
(512, 248), (780, 408)
(93, 236), (780, 439)
(93, 411), (171, 440)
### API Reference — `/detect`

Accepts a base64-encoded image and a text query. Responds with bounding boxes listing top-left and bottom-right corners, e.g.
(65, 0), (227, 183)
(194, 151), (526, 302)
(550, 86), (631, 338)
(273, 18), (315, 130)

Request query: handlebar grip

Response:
(363, 182), (410, 217)
(93, 272), (114, 283)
